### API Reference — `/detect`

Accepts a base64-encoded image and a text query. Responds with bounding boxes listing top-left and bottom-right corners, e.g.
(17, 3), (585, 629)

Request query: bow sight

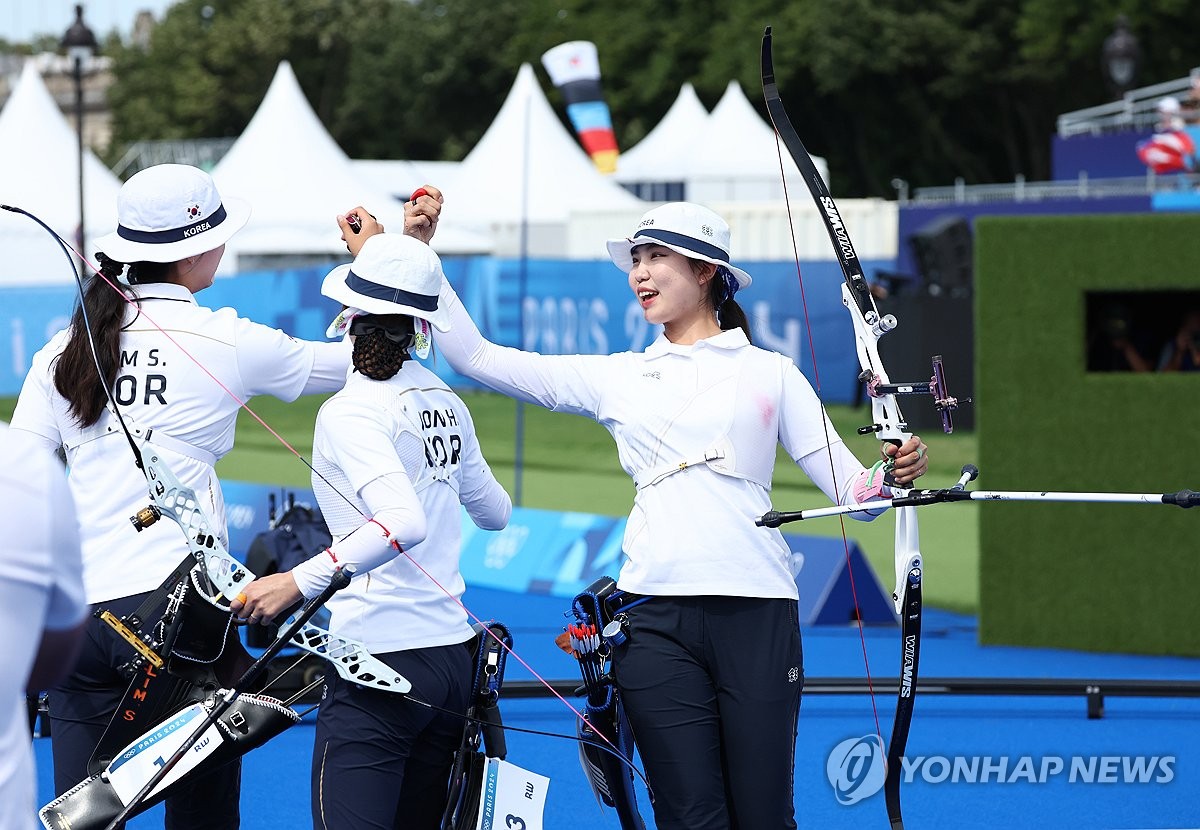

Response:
(857, 353), (969, 436)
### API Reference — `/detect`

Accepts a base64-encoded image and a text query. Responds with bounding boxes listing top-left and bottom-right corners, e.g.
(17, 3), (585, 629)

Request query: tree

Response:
(99, 0), (1200, 195)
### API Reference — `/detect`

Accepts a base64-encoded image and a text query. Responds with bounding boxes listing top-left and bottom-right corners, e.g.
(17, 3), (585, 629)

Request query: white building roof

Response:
(441, 63), (643, 255)
(686, 80), (830, 202)
(614, 82), (709, 183)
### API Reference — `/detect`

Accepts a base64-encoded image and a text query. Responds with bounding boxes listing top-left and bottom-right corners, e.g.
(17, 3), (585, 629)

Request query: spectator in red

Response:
(1137, 98), (1195, 173)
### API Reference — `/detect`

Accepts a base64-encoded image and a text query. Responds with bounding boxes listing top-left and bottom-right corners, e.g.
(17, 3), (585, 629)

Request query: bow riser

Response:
(843, 285), (910, 443)
(762, 26), (923, 829)
(138, 446), (412, 694)
(892, 509), (922, 617)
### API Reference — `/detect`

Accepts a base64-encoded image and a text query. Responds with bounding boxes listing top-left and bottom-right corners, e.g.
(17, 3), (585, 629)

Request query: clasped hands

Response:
(336, 185), (443, 256)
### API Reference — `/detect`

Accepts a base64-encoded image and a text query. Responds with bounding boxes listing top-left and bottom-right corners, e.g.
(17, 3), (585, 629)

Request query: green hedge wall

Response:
(976, 213), (1200, 657)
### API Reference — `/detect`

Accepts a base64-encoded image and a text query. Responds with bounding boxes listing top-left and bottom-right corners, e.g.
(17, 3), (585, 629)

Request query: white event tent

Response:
(571, 79), (857, 260)
(0, 59), (121, 286)
(349, 159), (462, 204)
(686, 80), (830, 203)
(212, 61), (491, 274)
(439, 63), (644, 258)
(613, 82), (710, 199)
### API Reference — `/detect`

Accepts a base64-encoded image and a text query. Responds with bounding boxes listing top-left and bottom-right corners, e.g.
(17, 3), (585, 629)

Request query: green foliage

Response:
(90, 0), (1200, 194)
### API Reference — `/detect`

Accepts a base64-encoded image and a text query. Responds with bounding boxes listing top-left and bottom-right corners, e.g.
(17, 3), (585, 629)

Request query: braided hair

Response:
(350, 314), (416, 381)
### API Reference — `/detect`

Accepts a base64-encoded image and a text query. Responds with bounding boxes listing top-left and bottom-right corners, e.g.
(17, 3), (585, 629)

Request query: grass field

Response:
(1, 392), (980, 613)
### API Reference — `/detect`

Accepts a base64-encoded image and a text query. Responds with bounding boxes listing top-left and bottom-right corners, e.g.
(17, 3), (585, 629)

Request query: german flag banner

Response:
(541, 41), (619, 174)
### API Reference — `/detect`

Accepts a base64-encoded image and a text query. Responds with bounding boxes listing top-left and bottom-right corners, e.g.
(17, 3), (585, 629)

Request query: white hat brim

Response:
(321, 263), (451, 332)
(93, 196), (251, 264)
(606, 234), (753, 290)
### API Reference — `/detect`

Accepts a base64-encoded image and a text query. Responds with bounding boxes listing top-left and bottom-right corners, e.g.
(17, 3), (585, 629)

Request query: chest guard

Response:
(630, 348), (785, 492)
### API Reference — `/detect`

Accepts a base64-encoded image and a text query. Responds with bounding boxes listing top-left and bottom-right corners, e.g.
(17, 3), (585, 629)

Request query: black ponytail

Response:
(54, 254), (128, 426)
(52, 253), (174, 427)
(700, 262), (753, 343)
(716, 296), (752, 343)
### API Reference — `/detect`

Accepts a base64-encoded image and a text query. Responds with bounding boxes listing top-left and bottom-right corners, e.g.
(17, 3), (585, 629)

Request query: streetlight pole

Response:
(61, 4), (97, 272)
(1101, 14), (1141, 102)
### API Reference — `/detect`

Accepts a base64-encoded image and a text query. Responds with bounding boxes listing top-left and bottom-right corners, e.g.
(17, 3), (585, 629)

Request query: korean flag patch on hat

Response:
(94, 164), (250, 263)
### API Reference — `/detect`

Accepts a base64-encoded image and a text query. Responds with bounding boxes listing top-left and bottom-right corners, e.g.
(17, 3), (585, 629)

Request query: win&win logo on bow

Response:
(826, 734), (886, 804)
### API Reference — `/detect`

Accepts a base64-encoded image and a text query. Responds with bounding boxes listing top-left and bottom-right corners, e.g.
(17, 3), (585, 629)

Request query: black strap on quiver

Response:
(86, 561), (255, 776)
(441, 620), (513, 830)
(569, 576), (647, 830)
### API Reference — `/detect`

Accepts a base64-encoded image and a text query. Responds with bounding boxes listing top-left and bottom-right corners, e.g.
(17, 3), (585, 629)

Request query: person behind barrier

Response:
(230, 230), (512, 830)
(0, 423), (88, 830)
(1157, 309), (1200, 372)
(1087, 302), (1154, 373)
(1156, 96), (1186, 132)
(400, 192), (929, 830)
(8, 163), (366, 830)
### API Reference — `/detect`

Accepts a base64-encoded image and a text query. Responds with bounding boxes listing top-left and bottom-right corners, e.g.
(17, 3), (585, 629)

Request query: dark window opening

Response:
(1086, 291), (1200, 373)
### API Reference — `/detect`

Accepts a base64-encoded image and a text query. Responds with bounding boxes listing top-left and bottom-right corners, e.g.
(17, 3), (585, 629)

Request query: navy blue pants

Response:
(613, 595), (803, 830)
(49, 592), (241, 830)
(310, 641), (472, 830)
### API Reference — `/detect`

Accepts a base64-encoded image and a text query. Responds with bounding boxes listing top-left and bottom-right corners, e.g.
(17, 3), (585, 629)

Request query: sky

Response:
(1, 0), (179, 45)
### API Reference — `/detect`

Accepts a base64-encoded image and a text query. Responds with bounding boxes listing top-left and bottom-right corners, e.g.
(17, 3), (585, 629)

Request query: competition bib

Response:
(474, 758), (549, 830)
(106, 702), (226, 805)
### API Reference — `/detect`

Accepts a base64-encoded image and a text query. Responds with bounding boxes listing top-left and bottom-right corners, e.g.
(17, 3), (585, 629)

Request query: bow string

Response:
(759, 27), (961, 830)
(2, 202), (639, 777)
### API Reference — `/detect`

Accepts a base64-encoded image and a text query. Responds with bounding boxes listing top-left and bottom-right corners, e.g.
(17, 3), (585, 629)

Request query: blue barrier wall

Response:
(895, 197), (1153, 282)
(1051, 130), (1155, 180)
(1, 256), (895, 404)
(1052, 126), (1200, 181)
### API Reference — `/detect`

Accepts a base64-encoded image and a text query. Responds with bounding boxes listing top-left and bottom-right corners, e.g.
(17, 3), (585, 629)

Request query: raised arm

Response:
(433, 275), (609, 416)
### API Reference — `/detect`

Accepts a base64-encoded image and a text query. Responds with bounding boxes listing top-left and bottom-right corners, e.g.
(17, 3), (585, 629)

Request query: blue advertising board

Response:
(0, 256), (892, 404)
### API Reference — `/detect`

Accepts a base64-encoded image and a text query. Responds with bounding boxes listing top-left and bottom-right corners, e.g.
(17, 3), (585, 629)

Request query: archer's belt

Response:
(605, 591), (653, 618)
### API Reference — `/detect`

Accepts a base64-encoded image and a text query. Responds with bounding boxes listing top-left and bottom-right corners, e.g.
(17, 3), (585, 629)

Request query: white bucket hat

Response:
(93, 164), (251, 263)
(606, 202), (752, 290)
(321, 234), (451, 333)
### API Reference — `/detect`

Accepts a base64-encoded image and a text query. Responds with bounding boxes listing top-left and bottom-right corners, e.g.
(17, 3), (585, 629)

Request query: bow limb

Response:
(4, 203), (411, 696)
(136, 445), (411, 693)
(761, 27), (921, 830)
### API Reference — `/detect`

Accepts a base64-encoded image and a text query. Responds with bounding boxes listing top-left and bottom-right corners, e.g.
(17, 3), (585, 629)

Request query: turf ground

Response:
(1, 391), (981, 613)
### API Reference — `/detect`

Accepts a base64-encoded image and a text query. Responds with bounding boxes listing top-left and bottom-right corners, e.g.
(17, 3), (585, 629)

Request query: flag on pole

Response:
(541, 41), (619, 174)
(1136, 129), (1196, 174)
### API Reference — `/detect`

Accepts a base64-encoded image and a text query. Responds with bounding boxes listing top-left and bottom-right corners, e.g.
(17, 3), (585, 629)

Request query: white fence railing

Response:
(909, 172), (1199, 205)
(1057, 69), (1200, 137)
(111, 138), (236, 178)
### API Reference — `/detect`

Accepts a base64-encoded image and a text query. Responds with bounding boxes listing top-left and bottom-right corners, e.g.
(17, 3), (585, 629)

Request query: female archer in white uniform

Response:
(415, 193), (931, 830)
(231, 232), (512, 830)
(10, 164), (355, 829)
